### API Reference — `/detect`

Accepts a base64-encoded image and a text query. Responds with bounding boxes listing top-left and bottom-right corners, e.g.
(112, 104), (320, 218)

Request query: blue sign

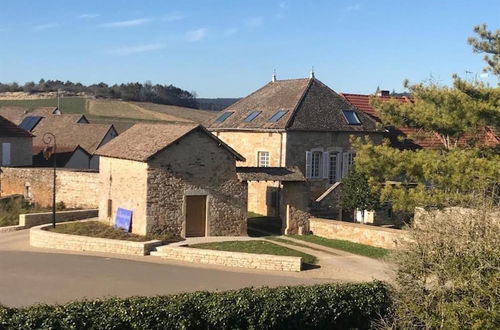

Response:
(115, 208), (132, 232)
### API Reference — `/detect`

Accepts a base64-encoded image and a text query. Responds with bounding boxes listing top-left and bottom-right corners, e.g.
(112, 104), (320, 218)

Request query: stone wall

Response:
(153, 245), (302, 272)
(30, 222), (162, 256)
(282, 182), (310, 235)
(0, 167), (99, 208)
(146, 129), (247, 238)
(309, 217), (407, 249)
(20, 209), (98, 228)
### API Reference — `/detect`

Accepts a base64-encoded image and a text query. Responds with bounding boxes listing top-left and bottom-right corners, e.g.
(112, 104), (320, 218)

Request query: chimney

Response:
(376, 90), (390, 97)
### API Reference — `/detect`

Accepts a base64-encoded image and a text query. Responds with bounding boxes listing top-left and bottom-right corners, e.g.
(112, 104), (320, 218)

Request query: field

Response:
(0, 97), (217, 133)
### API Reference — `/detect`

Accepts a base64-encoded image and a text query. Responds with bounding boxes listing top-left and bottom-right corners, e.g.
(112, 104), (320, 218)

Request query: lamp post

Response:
(42, 133), (57, 228)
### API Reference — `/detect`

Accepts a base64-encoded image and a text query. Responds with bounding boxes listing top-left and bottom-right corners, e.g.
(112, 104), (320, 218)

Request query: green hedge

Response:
(0, 282), (390, 330)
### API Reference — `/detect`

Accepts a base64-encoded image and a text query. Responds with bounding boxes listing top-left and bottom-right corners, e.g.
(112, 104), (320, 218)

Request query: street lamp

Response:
(42, 133), (57, 228)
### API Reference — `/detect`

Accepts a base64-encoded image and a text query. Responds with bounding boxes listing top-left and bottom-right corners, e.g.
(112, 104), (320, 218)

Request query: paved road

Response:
(0, 230), (331, 307)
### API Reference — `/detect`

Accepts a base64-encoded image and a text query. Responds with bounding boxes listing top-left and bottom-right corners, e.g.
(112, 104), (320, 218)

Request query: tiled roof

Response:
(0, 106), (85, 127)
(208, 78), (379, 132)
(236, 167), (305, 182)
(96, 123), (245, 162)
(31, 117), (115, 155)
(340, 93), (499, 149)
(0, 115), (34, 138)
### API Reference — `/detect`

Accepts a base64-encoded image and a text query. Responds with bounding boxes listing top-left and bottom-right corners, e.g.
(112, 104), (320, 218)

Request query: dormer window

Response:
(215, 111), (233, 123)
(342, 110), (361, 125)
(268, 110), (287, 122)
(243, 111), (261, 122)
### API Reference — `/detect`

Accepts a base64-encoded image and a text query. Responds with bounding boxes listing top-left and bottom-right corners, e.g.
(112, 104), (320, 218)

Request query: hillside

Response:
(0, 97), (217, 133)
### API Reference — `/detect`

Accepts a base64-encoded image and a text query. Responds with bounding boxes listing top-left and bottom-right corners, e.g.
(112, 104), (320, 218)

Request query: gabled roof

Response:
(96, 123), (245, 162)
(0, 115), (34, 138)
(208, 78), (378, 132)
(31, 117), (115, 155)
(0, 106), (86, 127)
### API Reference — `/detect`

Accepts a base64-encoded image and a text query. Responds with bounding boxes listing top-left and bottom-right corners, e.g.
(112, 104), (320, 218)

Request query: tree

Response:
(468, 24), (500, 78)
(385, 197), (500, 328)
(339, 167), (379, 221)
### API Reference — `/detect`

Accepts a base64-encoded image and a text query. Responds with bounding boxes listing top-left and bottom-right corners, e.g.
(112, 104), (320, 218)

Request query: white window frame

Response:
(328, 152), (341, 183)
(257, 151), (270, 167)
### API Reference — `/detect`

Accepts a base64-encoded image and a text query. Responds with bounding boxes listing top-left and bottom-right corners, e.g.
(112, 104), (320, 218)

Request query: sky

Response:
(0, 0), (499, 97)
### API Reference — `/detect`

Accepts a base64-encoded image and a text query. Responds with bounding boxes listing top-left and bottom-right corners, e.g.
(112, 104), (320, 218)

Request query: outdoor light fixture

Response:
(42, 132), (57, 228)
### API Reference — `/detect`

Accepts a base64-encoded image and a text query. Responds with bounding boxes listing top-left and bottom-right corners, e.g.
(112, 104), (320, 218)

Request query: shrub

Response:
(0, 282), (390, 330)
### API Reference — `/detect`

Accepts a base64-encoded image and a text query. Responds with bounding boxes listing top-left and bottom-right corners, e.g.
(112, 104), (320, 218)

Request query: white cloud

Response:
(109, 43), (165, 56)
(186, 28), (208, 41)
(224, 27), (238, 36)
(78, 13), (100, 19)
(34, 23), (59, 31)
(100, 18), (152, 28)
(344, 4), (362, 12)
(244, 17), (263, 28)
(163, 13), (185, 22)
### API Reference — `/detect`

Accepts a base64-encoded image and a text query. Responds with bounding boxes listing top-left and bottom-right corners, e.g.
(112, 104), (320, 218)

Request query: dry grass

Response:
(134, 102), (216, 124)
(45, 221), (171, 242)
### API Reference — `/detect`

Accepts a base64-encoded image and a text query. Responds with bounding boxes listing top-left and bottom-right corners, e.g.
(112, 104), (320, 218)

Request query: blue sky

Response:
(0, 0), (498, 97)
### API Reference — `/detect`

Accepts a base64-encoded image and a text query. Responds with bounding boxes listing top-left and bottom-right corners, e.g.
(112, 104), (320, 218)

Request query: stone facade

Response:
(30, 222), (162, 256)
(0, 137), (32, 166)
(0, 167), (99, 208)
(99, 129), (248, 238)
(309, 217), (407, 249)
(152, 245), (302, 272)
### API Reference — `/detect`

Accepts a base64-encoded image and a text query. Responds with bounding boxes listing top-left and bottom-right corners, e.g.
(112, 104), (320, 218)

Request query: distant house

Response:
(208, 75), (384, 218)
(341, 91), (500, 149)
(31, 118), (118, 169)
(0, 116), (33, 166)
(96, 123), (247, 237)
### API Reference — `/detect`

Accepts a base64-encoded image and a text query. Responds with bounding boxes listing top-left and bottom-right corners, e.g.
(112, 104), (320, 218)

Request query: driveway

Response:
(0, 230), (331, 307)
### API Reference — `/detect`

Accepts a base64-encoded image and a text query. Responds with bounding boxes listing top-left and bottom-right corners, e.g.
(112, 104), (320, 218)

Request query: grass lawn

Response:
(0, 97), (86, 114)
(288, 235), (389, 259)
(189, 240), (318, 265)
(45, 221), (170, 242)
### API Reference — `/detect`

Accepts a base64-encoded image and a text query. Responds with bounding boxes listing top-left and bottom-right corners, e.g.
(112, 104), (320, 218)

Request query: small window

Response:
(215, 112), (233, 123)
(243, 111), (261, 122)
(311, 151), (322, 178)
(342, 110), (361, 125)
(328, 152), (339, 184)
(257, 151), (269, 167)
(268, 110), (287, 122)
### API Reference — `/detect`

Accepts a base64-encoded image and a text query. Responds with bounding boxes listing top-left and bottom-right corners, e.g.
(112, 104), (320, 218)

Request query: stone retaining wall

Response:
(309, 218), (407, 249)
(30, 222), (163, 256)
(153, 246), (302, 272)
(20, 209), (98, 228)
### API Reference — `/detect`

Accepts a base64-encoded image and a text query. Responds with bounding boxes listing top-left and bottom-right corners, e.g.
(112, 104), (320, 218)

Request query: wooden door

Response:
(185, 195), (207, 237)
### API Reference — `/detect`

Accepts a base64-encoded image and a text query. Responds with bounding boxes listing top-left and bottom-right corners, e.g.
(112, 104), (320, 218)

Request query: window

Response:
(311, 151), (322, 178)
(1, 143), (11, 166)
(244, 111), (261, 122)
(215, 112), (233, 122)
(342, 110), (361, 125)
(268, 110), (287, 122)
(257, 151), (269, 167)
(342, 152), (356, 178)
(328, 152), (339, 184)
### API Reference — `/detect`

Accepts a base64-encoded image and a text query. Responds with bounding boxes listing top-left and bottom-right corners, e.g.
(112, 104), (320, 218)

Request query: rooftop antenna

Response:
(272, 69), (277, 82)
(54, 89), (61, 115)
(309, 66), (315, 79)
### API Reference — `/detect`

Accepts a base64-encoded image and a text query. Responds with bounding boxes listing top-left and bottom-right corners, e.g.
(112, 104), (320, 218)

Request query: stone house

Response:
(96, 123), (248, 238)
(208, 74), (384, 218)
(0, 115), (33, 166)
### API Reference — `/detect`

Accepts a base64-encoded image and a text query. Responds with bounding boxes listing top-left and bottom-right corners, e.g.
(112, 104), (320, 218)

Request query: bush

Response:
(0, 282), (390, 329)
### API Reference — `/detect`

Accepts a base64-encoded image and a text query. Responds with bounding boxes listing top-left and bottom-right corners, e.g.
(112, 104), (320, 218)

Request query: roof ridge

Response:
(284, 78), (314, 128)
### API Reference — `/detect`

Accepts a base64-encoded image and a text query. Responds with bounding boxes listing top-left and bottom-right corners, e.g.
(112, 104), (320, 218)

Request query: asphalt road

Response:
(0, 230), (330, 307)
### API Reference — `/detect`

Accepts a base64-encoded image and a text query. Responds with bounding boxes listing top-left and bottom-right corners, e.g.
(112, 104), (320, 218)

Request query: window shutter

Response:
(335, 153), (342, 182)
(305, 151), (312, 178)
(322, 152), (329, 179)
(342, 152), (349, 178)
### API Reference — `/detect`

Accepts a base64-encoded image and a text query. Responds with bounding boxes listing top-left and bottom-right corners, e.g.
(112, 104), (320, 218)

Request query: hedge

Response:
(0, 282), (390, 330)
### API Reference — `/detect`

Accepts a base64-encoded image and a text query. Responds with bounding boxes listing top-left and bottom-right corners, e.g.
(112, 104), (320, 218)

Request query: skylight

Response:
(19, 116), (42, 131)
(342, 110), (361, 125)
(268, 110), (287, 122)
(243, 111), (261, 122)
(215, 112), (233, 123)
